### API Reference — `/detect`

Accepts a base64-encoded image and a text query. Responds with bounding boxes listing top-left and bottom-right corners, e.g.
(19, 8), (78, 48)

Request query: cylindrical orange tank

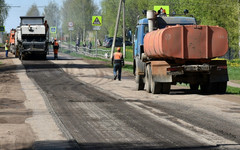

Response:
(144, 25), (228, 59)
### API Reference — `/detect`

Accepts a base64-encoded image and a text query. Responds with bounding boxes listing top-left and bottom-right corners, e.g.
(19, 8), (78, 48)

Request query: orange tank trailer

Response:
(144, 25), (228, 60)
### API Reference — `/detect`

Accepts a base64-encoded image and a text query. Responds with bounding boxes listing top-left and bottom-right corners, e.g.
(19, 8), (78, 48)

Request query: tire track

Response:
(23, 59), (240, 150)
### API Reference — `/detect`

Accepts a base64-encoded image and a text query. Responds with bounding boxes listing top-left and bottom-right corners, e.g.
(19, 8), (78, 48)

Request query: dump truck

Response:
(15, 16), (49, 60)
(9, 29), (16, 54)
(133, 10), (229, 94)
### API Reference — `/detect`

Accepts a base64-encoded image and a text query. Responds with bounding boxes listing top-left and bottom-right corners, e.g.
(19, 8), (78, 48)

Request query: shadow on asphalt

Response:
(2, 140), (238, 150)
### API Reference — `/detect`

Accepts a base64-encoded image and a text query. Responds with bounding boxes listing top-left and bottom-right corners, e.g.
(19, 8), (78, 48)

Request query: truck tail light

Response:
(167, 67), (179, 72)
(217, 65), (227, 70)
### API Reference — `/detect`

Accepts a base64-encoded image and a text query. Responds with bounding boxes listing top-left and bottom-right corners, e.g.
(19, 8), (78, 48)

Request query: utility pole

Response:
(122, 0), (126, 58)
(110, 0), (122, 59)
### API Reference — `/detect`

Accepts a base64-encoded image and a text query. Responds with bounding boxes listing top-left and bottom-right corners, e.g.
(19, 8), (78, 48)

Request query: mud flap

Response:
(151, 61), (172, 83)
(135, 57), (145, 76)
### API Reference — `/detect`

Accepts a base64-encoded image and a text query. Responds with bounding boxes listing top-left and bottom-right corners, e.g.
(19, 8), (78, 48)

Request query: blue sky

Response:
(5, 0), (101, 32)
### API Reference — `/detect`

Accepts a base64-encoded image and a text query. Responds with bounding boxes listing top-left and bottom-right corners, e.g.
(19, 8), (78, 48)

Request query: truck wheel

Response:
(200, 83), (213, 94)
(135, 75), (145, 90)
(190, 84), (199, 90)
(216, 82), (227, 94)
(41, 54), (47, 60)
(151, 81), (161, 94)
(15, 50), (19, 58)
(161, 83), (171, 94)
(20, 53), (25, 61)
(145, 65), (151, 93)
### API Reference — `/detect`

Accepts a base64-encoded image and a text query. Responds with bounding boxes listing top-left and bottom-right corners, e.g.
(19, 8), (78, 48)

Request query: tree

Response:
(0, 0), (8, 25)
(100, 0), (239, 58)
(100, 0), (148, 39)
(26, 4), (40, 16)
(61, 0), (98, 42)
(43, 1), (60, 27)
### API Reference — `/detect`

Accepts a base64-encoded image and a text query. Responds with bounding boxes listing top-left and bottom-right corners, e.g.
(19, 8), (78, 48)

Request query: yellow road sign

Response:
(50, 27), (57, 33)
(92, 16), (102, 26)
(154, 6), (170, 16)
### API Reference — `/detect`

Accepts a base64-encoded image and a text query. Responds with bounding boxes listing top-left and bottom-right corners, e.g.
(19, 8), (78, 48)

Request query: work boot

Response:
(114, 75), (117, 80)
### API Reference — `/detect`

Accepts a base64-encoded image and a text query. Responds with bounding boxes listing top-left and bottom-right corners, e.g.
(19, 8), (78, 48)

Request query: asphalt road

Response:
(22, 54), (240, 150)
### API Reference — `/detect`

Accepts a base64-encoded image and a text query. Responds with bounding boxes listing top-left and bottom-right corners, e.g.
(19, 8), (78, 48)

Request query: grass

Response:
(61, 48), (109, 62)
(227, 60), (240, 81)
(97, 46), (134, 62)
(227, 86), (240, 94)
(60, 48), (134, 74)
(0, 43), (5, 47)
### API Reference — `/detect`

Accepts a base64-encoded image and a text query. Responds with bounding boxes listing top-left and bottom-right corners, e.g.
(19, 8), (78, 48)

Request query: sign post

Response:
(92, 16), (102, 57)
(68, 22), (74, 49)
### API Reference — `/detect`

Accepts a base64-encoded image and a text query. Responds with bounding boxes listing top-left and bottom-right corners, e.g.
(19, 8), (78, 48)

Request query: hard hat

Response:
(117, 47), (121, 51)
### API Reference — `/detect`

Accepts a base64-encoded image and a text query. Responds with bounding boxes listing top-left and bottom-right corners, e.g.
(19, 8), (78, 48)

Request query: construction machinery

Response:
(133, 10), (229, 94)
(15, 16), (49, 60)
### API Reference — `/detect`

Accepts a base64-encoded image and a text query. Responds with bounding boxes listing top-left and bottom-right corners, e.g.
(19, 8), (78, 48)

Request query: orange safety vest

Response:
(53, 41), (59, 54)
(114, 52), (122, 60)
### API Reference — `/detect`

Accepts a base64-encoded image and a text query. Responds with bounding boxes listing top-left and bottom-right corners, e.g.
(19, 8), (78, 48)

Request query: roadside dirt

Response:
(0, 52), (34, 149)
(0, 52), (72, 150)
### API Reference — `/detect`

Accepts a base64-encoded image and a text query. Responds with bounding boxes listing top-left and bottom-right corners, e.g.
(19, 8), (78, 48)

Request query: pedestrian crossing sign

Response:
(92, 16), (102, 26)
(0, 26), (5, 32)
(154, 6), (170, 16)
(50, 27), (57, 33)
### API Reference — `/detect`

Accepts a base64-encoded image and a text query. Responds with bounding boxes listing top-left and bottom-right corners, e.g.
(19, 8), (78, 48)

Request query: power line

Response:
(0, 5), (21, 8)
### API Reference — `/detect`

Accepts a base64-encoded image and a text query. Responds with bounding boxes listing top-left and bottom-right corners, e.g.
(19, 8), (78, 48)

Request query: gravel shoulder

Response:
(0, 52), (72, 149)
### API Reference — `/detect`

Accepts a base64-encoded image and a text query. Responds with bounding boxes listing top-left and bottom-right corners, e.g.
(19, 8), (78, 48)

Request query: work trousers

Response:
(113, 63), (122, 80)
(5, 50), (8, 57)
(54, 49), (58, 60)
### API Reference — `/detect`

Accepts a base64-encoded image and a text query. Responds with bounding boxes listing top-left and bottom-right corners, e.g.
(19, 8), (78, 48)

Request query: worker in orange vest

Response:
(112, 47), (124, 81)
(52, 38), (59, 60)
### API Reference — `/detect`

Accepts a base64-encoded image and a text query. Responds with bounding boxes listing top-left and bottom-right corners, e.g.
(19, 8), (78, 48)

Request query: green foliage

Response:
(43, 2), (60, 28)
(26, 4), (40, 16)
(100, 0), (239, 58)
(61, 0), (98, 42)
(0, 0), (8, 25)
(226, 86), (240, 94)
(228, 59), (240, 81)
(100, 0), (148, 39)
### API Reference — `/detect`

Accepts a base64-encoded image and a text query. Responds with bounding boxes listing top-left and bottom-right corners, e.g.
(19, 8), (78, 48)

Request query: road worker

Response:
(112, 47), (124, 81)
(5, 40), (9, 58)
(52, 38), (59, 60)
(44, 20), (49, 33)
